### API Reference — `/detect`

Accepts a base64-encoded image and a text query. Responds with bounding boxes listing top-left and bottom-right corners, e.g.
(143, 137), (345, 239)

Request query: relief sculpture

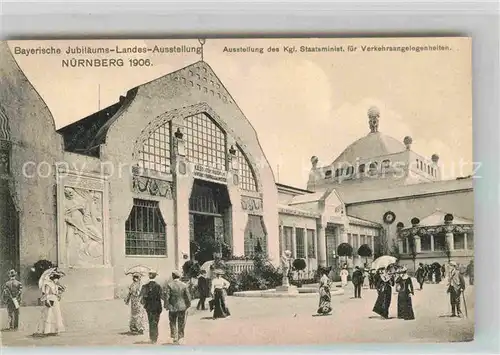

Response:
(132, 175), (173, 199)
(64, 187), (104, 266)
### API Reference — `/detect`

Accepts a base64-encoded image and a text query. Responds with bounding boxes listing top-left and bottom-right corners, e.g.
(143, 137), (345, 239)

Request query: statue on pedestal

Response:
(280, 250), (292, 287)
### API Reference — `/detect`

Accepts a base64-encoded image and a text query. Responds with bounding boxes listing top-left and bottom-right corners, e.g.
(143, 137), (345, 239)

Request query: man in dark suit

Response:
(2, 269), (22, 330)
(352, 266), (363, 299)
(141, 270), (163, 344)
(163, 270), (191, 345)
(196, 270), (210, 311)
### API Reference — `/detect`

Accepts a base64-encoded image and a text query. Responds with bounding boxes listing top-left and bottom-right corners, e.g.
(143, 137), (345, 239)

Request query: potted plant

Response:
(357, 244), (373, 265)
(337, 243), (353, 265)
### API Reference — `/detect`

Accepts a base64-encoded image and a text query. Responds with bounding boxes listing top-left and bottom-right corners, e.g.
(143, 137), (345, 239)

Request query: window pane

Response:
(138, 121), (171, 173)
(125, 199), (167, 256)
(296, 228), (305, 259)
(235, 145), (258, 192)
(184, 113), (226, 170)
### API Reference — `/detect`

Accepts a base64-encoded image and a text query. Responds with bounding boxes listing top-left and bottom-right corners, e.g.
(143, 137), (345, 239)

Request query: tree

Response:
(357, 244), (373, 264)
(337, 243), (353, 264)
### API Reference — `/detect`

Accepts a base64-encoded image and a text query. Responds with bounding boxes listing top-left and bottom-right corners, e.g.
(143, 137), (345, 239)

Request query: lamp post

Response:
(332, 250), (338, 278)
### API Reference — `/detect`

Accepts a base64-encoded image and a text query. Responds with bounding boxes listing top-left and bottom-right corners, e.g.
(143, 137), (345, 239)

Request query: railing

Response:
(226, 260), (254, 274)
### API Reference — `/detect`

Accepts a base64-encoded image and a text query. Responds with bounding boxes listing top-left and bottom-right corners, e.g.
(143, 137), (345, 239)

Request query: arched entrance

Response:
(189, 179), (232, 264)
(0, 180), (19, 299)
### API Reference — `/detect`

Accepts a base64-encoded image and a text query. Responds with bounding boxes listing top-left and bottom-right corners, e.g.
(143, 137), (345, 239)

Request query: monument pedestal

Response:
(275, 285), (299, 294)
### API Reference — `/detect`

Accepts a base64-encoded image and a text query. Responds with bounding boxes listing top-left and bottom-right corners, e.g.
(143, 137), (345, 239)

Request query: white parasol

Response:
(371, 255), (398, 270)
(125, 265), (153, 276)
(201, 260), (215, 278)
(38, 268), (65, 290)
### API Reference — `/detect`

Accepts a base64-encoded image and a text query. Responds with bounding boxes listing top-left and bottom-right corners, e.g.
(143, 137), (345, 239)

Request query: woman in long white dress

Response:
(36, 271), (65, 336)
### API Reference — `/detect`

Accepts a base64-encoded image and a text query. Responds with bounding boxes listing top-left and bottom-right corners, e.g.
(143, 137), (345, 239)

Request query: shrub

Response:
(182, 260), (201, 279)
(337, 243), (353, 258)
(233, 252), (282, 292)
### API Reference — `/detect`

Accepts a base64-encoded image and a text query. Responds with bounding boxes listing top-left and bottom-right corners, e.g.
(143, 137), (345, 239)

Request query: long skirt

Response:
(213, 289), (230, 319)
(341, 275), (348, 287)
(36, 300), (65, 334)
(372, 287), (392, 319)
(317, 287), (332, 314)
(397, 292), (415, 320)
(129, 298), (145, 332)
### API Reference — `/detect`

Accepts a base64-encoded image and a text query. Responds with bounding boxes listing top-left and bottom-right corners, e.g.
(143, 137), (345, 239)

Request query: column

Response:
(398, 238), (404, 253)
(430, 235), (435, 251)
(414, 236), (421, 253)
(291, 227), (297, 259)
(317, 224), (327, 267)
(446, 232), (454, 250)
(304, 226), (309, 260)
(464, 233), (468, 250)
(279, 225), (284, 255)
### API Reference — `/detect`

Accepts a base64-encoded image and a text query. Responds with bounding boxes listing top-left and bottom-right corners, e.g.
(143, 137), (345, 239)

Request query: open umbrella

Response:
(371, 256), (398, 270)
(38, 268), (65, 290)
(125, 265), (152, 276)
(201, 260), (215, 279)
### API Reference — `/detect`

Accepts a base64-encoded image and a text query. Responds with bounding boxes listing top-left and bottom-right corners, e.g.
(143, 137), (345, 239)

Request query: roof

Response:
(288, 190), (329, 205)
(347, 215), (382, 228)
(334, 177), (473, 205)
(278, 204), (320, 218)
(57, 89), (137, 156)
(418, 209), (473, 227)
(332, 132), (406, 165)
(276, 182), (314, 194)
(57, 60), (220, 157)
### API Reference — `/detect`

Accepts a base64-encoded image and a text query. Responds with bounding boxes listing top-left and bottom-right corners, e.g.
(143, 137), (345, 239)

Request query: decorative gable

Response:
(170, 61), (237, 106)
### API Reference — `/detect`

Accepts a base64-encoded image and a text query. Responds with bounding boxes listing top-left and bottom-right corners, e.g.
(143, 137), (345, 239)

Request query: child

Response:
(2, 269), (22, 330)
(196, 270), (210, 310)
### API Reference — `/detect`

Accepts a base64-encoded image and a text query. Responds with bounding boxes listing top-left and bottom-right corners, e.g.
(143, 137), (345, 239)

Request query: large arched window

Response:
(235, 145), (258, 192)
(184, 113), (226, 170)
(138, 121), (171, 173)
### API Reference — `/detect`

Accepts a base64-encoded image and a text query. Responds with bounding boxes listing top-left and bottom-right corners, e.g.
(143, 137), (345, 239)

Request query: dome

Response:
(332, 131), (406, 165)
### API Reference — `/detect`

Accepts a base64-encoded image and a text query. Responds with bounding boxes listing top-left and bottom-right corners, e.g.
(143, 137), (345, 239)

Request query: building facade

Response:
(0, 43), (473, 305)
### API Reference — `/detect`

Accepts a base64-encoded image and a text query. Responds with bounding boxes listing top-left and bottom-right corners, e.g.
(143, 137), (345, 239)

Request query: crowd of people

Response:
(315, 259), (473, 321)
(1, 258), (473, 344)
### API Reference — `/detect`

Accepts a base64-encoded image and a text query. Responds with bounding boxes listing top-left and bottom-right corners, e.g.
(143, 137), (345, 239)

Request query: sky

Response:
(8, 38), (472, 188)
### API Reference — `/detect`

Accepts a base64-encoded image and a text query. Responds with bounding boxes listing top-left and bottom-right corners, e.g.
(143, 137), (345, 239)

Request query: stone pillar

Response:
(304, 226), (309, 259)
(279, 225), (283, 255)
(291, 227), (297, 258)
(398, 238), (404, 253)
(317, 224), (327, 267)
(446, 232), (454, 250)
(464, 233), (468, 250)
(414, 236), (421, 253)
(430, 235), (435, 251)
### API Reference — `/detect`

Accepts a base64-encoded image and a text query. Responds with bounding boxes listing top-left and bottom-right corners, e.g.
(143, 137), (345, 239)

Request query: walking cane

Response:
(462, 291), (468, 318)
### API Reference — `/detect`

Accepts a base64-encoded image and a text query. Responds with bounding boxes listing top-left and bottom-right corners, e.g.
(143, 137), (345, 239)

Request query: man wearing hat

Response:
(446, 261), (466, 317)
(140, 270), (163, 344)
(2, 269), (23, 330)
(163, 270), (191, 345)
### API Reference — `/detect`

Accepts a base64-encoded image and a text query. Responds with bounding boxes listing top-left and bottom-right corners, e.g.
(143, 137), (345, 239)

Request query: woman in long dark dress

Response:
(210, 269), (231, 319)
(372, 269), (393, 319)
(317, 269), (332, 315)
(396, 267), (415, 320)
